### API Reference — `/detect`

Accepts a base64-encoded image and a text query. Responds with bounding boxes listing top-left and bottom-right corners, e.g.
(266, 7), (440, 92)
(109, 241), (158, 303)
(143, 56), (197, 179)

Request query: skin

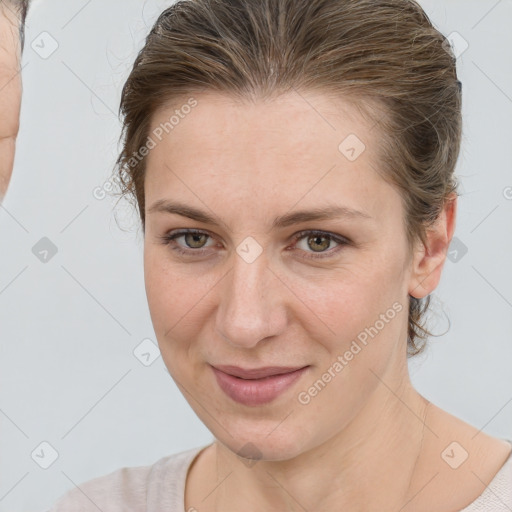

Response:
(0, 1), (22, 202)
(143, 91), (511, 512)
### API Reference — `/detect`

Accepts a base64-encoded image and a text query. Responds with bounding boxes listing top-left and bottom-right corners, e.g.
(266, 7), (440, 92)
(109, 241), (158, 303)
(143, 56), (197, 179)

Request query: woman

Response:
(49, 0), (512, 510)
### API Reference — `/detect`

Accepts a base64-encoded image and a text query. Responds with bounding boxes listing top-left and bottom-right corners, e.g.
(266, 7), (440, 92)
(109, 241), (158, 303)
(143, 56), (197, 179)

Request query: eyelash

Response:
(159, 229), (350, 260)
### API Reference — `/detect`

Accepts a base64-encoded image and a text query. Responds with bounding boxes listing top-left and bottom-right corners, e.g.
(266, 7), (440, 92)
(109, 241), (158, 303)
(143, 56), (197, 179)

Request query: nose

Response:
(215, 247), (287, 349)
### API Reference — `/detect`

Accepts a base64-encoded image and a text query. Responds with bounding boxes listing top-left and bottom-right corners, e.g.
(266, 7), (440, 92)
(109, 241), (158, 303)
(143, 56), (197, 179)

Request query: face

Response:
(0, 2), (22, 201)
(143, 90), (419, 460)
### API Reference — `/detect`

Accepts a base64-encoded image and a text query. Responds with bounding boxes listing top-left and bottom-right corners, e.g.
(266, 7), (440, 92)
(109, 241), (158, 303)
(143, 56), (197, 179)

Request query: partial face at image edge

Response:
(0, 0), (27, 201)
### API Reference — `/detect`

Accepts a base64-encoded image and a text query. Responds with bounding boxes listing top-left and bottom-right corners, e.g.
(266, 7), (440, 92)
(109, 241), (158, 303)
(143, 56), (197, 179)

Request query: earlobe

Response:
(408, 193), (457, 299)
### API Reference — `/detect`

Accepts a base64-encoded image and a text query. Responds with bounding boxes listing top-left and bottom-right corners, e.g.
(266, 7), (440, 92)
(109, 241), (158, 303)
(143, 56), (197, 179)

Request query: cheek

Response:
(295, 284), (407, 437)
(143, 246), (216, 362)
(302, 253), (406, 338)
(298, 250), (409, 387)
(307, 282), (404, 370)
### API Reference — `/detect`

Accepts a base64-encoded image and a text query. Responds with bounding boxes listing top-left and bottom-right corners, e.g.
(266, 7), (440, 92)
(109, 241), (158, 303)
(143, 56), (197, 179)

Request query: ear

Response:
(408, 193), (457, 299)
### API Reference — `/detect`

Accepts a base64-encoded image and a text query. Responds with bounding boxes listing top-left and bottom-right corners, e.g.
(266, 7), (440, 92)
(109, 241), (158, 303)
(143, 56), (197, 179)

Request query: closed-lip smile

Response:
(210, 364), (310, 406)
(212, 365), (308, 379)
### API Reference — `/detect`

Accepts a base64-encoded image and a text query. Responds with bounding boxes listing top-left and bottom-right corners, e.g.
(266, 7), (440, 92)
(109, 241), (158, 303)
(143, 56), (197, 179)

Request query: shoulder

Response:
(461, 443), (512, 511)
(46, 445), (209, 512)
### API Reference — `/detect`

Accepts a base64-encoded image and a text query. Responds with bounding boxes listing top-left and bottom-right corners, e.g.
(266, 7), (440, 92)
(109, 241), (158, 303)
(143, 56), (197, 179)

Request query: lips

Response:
(213, 365), (307, 379)
(210, 364), (309, 406)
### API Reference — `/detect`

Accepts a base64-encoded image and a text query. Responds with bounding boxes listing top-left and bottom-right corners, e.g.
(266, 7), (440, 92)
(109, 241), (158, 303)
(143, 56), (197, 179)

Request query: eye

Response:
(291, 230), (349, 260)
(159, 229), (216, 257)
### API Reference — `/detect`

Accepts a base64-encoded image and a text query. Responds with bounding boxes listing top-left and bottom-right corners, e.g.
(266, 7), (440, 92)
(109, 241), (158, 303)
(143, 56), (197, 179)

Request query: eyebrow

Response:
(147, 199), (372, 230)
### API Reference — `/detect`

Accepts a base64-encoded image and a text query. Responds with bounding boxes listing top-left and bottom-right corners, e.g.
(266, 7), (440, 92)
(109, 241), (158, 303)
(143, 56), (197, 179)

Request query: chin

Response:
(214, 423), (311, 463)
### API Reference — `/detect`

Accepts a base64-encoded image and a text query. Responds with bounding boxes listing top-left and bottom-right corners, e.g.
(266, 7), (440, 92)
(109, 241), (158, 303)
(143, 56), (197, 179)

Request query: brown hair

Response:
(114, 0), (462, 355)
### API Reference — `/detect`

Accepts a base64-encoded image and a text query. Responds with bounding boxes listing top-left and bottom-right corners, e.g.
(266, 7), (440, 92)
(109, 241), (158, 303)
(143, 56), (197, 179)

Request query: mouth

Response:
(210, 364), (310, 406)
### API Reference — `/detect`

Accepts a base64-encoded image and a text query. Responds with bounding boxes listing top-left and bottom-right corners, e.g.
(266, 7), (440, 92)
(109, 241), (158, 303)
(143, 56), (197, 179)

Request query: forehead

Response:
(144, 91), (400, 225)
(150, 90), (372, 156)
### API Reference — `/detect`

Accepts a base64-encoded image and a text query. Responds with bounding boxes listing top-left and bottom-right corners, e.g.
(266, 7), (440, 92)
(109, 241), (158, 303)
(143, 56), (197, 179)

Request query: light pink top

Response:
(47, 440), (512, 511)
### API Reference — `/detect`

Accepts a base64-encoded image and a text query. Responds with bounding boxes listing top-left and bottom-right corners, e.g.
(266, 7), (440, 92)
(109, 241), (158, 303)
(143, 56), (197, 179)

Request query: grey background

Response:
(0, 0), (511, 510)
